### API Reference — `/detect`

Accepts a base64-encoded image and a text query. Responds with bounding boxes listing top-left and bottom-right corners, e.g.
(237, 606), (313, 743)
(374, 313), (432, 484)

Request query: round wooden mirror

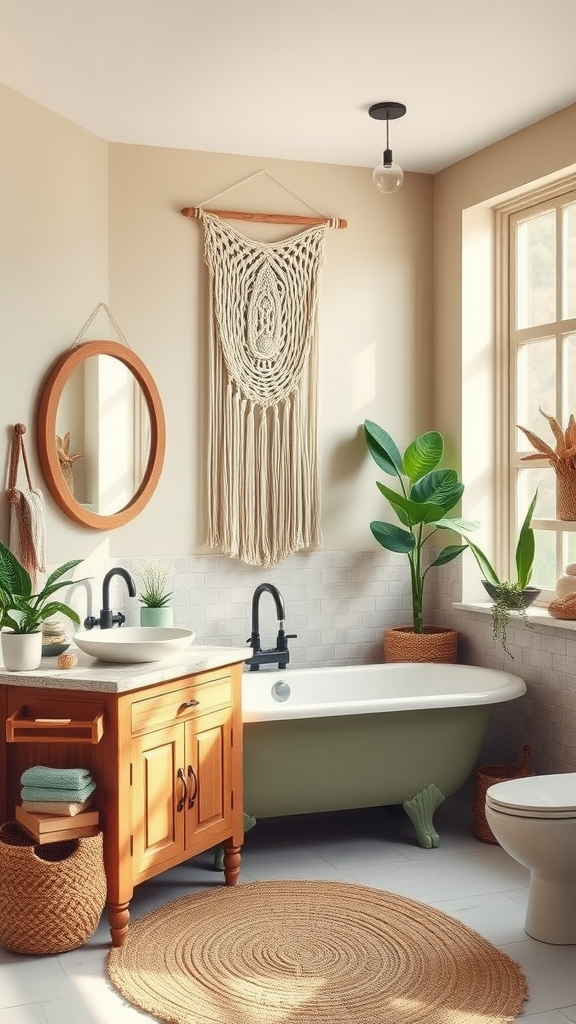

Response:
(37, 340), (166, 530)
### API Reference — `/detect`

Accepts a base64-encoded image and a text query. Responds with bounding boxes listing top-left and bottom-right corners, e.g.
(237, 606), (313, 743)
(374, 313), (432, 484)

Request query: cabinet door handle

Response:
(187, 764), (198, 809)
(176, 767), (187, 812)
(179, 699), (200, 711)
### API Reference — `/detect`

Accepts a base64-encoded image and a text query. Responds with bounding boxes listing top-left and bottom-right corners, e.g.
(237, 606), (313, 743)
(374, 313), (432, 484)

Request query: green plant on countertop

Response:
(135, 558), (174, 608)
(364, 420), (478, 633)
(0, 542), (86, 634)
(466, 490), (539, 658)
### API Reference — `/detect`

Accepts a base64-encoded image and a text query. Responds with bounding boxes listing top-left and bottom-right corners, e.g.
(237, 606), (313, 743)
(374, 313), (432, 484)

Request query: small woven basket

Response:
(473, 745), (533, 844)
(0, 821), (107, 954)
(383, 626), (458, 663)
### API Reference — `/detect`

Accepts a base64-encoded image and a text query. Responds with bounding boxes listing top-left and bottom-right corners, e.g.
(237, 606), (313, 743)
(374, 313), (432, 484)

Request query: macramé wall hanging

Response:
(182, 171), (347, 568)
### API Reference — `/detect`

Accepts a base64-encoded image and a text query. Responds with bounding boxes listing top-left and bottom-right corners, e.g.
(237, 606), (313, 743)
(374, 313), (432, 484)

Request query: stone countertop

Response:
(0, 644), (249, 694)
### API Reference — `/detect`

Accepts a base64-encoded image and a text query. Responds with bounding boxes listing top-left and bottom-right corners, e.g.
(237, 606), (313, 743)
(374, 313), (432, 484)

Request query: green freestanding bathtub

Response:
(242, 661), (527, 848)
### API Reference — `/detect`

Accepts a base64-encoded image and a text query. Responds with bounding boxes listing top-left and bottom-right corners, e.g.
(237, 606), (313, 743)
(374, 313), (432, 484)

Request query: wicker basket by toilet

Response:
(0, 821), (107, 954)
(473, 745), (533, 844)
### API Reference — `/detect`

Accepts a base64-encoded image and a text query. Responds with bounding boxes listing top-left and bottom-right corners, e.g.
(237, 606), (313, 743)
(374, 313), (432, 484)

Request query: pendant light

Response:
(368, 101), (407, 194)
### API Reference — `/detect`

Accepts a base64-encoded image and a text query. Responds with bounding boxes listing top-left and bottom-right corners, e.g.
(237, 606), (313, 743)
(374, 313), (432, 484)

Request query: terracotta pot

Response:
(383, 626), (458, 664)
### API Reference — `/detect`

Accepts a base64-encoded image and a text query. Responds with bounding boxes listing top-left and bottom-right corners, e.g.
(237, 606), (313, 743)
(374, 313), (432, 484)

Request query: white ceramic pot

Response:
(139, 606), (174, 628)
(1, 631), (43, 671)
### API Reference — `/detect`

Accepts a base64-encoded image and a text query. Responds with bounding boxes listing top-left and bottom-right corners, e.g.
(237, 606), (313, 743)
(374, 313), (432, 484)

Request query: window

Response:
(501, 180), (576, 599)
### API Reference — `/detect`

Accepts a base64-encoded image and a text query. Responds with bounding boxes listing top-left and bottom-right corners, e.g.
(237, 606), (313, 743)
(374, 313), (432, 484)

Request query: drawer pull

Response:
(187, 764), (198, 809)
(179, 699), (200, 711)
(176, 767), (187, 812)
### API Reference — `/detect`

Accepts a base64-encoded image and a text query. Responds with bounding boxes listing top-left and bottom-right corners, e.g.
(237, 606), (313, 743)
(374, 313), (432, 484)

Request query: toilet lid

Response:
(486, 772), (576, 818)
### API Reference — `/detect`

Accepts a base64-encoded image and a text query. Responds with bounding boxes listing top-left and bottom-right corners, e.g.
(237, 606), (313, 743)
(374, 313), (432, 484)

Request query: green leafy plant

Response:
(364, 420), (478, 633)
(0, 543), (86, 634)
(135, 558), (174, 608)
(466, 490), (539, 657)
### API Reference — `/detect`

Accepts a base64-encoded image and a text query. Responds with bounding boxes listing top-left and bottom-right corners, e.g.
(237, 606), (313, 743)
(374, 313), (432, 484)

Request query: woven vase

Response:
(556, 470), (576, 521)
(0, 822), (107, 954)
(383, 626), (458, 664)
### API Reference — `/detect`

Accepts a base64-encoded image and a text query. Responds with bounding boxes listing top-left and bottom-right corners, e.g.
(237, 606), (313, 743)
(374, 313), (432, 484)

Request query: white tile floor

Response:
(1, 790), (575, 1024)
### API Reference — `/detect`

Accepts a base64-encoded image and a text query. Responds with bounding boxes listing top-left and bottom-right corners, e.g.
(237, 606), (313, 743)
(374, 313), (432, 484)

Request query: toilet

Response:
(485, 772), (576, 945)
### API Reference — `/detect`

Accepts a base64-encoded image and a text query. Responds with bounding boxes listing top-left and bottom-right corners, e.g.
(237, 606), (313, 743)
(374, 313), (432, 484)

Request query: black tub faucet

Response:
(245, 583), (297, 671)
(84, 567), (136, 629)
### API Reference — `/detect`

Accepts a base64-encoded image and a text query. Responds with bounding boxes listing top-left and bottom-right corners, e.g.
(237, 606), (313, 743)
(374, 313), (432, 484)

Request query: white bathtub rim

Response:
(241, 662), (527, 723)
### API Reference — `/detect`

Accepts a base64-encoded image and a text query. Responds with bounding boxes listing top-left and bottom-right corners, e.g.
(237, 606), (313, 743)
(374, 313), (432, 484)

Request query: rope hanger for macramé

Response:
(181, 169), (347, 229)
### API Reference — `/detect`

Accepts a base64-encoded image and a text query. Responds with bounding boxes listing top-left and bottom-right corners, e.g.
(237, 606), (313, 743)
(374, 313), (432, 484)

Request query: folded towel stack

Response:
(20, 765), (96, 816)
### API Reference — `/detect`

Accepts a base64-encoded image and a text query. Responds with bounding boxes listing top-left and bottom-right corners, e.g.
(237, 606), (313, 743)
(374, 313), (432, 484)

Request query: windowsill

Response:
(454, 601), (576, 634)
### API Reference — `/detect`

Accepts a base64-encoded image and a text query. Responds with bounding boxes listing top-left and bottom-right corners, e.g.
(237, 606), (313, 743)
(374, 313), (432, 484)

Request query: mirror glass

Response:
(37, 340), (165, 530)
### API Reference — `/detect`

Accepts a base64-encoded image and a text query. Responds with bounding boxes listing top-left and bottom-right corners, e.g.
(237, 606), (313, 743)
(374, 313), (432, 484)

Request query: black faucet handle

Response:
(83, 615), (99, 630)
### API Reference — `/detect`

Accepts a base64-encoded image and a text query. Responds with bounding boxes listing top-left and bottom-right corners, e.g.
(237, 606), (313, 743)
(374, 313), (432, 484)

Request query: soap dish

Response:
(42, 642), (71, 658)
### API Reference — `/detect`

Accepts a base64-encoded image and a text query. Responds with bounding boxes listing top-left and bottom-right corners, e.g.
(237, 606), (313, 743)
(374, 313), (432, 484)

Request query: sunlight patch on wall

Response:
(352, 343), (376, 412)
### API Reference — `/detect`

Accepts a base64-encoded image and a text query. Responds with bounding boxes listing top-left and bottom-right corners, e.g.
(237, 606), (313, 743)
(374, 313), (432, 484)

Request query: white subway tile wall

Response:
(64, 548), (575, 778)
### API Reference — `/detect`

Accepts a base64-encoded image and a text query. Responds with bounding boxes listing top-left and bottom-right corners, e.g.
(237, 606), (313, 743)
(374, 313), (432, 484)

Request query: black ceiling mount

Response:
(368, 102), (407, 121)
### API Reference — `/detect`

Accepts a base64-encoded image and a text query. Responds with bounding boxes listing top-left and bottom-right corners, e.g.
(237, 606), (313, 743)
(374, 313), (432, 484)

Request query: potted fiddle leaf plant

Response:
(135, 558), (175, 627)
(364, 420), (478, 662)
(0, 542), (86, 671)
(466, 490), (539, 658)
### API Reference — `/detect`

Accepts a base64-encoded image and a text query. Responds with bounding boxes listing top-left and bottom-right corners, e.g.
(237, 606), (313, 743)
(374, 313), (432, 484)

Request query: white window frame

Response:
(495, 174), (576, 601)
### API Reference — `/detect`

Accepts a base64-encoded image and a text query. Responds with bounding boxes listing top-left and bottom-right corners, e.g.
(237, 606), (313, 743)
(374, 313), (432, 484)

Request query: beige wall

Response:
(433, 102), (576, 596)
(107, 144), (433, 557)
(0, 85), (109, 561)
(0, 81), (434, 565)
(434, 102), (576, 456)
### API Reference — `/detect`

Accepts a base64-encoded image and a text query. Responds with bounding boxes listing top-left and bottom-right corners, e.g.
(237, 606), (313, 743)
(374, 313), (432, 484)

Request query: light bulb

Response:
(373, 151), (404, 194)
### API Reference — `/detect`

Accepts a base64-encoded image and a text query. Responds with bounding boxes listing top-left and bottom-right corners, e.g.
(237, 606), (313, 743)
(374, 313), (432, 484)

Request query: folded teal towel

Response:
(21, 780), (96, 803)
(20, 765), (93, 789)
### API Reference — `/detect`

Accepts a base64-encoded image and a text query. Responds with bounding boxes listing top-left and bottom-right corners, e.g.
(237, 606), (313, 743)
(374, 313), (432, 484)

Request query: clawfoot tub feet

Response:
(403, 783), (446, 848)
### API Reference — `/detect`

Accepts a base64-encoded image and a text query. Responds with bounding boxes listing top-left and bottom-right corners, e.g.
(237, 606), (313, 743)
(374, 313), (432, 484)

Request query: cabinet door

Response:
(185, 707), (233, 851)
(131, 723), (186, 878)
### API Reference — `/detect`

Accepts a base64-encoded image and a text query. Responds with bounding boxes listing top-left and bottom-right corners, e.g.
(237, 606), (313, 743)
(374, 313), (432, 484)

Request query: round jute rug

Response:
(107, 880), (528, 1024)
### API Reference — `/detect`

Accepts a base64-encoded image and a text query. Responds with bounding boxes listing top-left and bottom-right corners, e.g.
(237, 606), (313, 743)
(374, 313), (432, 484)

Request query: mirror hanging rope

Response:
(71, 302), (132, 349)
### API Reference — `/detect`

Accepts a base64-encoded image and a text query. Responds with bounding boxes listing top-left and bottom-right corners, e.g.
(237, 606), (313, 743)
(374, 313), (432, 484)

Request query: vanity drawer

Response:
(131, 677), (232, 735)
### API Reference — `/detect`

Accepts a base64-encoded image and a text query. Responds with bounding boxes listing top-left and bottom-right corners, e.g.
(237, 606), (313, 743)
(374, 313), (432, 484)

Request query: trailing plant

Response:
(135, 558), (174, 608)
(0, 543), (86, 634)
(364, 420), (478, 634)
(466, 490), (538, 658)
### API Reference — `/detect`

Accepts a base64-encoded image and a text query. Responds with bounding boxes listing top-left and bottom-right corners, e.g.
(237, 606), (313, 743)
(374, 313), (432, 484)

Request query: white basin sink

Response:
(73, 627), (196, 664)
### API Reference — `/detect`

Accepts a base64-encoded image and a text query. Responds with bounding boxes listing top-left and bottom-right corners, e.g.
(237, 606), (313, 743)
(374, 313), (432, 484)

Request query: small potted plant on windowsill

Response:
(364, 420), (478, 662)
(0, 542), (86, 671)
(135, 558), (175, 627)
(466, 490), (539, 658)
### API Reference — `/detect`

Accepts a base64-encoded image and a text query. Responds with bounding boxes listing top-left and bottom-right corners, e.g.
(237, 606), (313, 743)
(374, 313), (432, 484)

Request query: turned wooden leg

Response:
(108, 901), (131, 947)
(223, 843), (241, 885)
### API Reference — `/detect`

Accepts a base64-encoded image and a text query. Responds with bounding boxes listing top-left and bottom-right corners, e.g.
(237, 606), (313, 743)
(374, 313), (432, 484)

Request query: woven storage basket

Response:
(383, 626), (458, 663)
(473, 745), (533, 844)
(0, 821), (107, 954)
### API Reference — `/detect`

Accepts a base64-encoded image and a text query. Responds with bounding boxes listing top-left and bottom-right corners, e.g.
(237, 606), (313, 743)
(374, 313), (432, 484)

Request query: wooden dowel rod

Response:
(180, 207), (347, 229)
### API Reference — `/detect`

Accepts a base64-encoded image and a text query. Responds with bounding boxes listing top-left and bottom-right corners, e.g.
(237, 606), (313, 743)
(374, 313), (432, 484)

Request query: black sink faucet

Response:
(245, 583), (297, 671)
(84, 567), (137, 630)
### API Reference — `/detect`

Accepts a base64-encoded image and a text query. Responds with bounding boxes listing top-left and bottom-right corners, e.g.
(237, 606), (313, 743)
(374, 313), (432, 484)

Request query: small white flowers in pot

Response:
(135, 559), (174, 627)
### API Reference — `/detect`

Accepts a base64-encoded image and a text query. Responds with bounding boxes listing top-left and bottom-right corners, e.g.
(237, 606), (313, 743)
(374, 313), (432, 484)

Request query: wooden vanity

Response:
(0, 645), (247, 946)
